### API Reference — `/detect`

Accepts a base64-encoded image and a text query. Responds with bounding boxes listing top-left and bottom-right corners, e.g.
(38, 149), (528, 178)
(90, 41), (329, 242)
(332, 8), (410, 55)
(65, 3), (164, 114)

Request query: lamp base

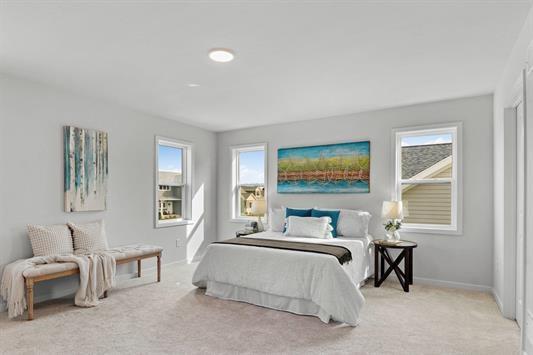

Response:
(386, 230), (401, 241)
(257, 216), (264, 232)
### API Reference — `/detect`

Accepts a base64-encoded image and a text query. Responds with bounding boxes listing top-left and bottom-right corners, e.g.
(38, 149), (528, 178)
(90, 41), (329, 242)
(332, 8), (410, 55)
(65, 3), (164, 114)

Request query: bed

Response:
(192, 231), (373, 326)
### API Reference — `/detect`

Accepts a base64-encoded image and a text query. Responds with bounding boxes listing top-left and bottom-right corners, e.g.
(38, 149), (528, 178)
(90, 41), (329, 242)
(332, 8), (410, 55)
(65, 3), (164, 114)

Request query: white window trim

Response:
(231, 143), (268, 223)
(391, 122), (463, 235)
(154, 136), (193, 228)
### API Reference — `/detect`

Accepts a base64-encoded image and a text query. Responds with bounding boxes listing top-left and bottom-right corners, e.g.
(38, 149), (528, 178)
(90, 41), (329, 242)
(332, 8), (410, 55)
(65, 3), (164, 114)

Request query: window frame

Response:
(392, 123), (463, 235)
(154, 136), (193, 228)
(231, 143), (268, 222)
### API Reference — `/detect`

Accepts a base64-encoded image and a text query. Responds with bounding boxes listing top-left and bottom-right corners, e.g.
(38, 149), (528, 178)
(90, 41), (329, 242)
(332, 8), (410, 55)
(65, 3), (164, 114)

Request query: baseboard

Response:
(413, 276), (492, 293)
(115, 259), (189, 281)
(34, 286), (79, 304)
(492, 288), (504, 313)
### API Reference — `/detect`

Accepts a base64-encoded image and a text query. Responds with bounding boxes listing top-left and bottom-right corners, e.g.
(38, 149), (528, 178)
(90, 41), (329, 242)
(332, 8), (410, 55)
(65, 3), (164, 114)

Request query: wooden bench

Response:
(23, 245), (162, 320)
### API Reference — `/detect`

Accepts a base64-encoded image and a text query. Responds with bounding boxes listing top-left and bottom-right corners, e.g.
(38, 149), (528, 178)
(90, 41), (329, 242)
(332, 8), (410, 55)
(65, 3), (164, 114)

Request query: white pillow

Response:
(337, 209), (371, 237)
(268, 208), (285, 232)
(284, 216), (333, 239)
(313, 207), (371, 237)
(27, 224), (74, 256)
(68, 220), (109, 253)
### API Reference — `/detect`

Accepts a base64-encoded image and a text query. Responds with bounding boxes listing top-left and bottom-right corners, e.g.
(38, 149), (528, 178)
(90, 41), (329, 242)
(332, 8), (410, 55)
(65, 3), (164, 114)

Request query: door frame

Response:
(514, 95), (525, 329)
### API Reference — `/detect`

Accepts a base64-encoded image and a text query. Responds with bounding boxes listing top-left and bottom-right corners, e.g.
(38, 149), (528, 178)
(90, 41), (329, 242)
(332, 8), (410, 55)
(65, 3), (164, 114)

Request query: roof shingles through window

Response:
(401, 143), (452, 179)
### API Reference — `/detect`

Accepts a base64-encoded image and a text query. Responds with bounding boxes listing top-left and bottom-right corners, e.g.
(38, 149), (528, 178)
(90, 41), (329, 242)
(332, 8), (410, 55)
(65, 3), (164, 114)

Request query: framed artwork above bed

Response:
(277, 141), (370, 193)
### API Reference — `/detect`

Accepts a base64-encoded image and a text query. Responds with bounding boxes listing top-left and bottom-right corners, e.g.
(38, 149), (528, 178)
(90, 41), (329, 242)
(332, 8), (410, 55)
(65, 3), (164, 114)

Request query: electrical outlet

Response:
(176, 239), (182, 248)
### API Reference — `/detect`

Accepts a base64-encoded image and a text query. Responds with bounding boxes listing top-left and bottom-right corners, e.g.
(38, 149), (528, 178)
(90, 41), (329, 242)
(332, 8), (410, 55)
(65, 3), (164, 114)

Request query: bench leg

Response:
(137, 259), (141, 278)
(26, 278), (34, 321)
(157, 254), (161, 282)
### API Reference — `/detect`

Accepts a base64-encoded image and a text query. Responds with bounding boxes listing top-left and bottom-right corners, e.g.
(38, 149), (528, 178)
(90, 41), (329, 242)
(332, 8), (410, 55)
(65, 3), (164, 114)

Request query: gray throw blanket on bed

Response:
(214, 238), (352, 264)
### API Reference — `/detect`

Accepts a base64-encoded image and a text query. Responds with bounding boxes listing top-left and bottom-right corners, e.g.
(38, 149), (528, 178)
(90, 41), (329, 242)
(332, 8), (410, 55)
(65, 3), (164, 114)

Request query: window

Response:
(155, 137), (192, 228)
(393, 124), (462, 234)
(232, 144), (267, 220)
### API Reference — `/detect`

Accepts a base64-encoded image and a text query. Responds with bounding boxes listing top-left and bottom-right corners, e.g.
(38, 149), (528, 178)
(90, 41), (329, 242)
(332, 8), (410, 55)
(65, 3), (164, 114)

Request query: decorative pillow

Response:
(312, 207), (372, 237)
(284, 207), (313, 218)
(268, 208), (285, 232)
(311, 209), (341, 237)
(68, 220), (109, 253)
(337, 209), (372, 237)
(283, 207), (313, 232)
(284, 216), (333, 239)
(27, 224), (74, 256)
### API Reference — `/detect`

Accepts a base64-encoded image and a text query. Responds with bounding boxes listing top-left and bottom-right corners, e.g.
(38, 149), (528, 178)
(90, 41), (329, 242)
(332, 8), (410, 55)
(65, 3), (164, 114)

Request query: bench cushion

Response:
(22, 262), (78, 278)
(23, 244), (163, 278)
(107, 244), (163, 261)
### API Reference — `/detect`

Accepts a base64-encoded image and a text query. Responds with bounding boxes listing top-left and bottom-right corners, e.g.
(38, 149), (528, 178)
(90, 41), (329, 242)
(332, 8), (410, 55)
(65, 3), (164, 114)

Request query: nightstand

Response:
(235, 230), (258, 238)
(373, 239), (418, 292)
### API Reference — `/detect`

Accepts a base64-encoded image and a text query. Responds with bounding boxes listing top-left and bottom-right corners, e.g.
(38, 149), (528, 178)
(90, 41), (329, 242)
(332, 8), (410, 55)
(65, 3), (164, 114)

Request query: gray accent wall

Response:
(217, 95), (494, 289)
(0, 74), (217, 309)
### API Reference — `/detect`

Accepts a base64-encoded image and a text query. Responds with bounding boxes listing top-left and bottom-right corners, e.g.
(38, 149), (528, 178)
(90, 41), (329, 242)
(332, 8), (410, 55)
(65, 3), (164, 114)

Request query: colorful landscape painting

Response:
(64, 126), (108, 212)
(277, 141), (370, 193)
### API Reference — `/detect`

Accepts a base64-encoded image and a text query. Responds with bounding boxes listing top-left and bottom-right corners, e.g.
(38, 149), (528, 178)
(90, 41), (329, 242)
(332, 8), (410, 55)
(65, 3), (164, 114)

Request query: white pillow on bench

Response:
(27, 224), (74, 256)
(68, 220), (109, 253)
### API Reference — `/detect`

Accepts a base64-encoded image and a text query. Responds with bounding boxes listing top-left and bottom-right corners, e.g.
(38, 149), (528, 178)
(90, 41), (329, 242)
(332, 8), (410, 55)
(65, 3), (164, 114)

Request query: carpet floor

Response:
(0, 262), (519, 355)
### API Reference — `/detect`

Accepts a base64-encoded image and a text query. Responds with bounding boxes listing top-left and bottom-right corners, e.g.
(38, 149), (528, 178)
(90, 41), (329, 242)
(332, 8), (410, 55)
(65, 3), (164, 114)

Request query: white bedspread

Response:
(249, 231), (373, 286)
(192, 232), (370, 326)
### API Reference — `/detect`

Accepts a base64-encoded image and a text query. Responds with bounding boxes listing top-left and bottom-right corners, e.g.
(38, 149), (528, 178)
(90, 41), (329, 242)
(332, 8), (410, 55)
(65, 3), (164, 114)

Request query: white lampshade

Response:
(381, 201), (404, 220)
(251, 199), (267, 216)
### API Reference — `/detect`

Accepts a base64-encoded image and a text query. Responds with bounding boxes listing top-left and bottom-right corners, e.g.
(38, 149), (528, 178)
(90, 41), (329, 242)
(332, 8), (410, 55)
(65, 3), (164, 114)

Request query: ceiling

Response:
(1, 1), (531, 131)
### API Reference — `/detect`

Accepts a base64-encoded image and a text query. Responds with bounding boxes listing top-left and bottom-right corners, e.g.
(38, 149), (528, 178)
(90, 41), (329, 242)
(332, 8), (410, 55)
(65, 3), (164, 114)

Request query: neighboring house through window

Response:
(155, 136), (192, 228)
(393, 124), (462, 234)
(232, 144), (267, 220)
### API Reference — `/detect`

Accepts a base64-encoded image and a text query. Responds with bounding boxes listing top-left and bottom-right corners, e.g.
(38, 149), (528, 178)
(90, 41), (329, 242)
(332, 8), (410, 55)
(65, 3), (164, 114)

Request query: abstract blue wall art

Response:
(64, 126), (108, 212)
(278, 141), (370, 193)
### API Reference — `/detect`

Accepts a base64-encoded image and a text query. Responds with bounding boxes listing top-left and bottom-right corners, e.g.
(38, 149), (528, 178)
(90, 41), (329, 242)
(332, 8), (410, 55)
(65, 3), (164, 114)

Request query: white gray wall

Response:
(217, 95), (494, 289)
(0, 74), (217, 308)
(0, 73), (496, 313)
(492, 5), (533, 320)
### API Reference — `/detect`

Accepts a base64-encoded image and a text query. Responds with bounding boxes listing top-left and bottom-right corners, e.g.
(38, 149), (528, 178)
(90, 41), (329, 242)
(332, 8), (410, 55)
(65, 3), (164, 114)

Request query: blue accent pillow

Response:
(311, 209), (341, 237)
(285, 207), (313, 218)
(284, 208), (313, 232)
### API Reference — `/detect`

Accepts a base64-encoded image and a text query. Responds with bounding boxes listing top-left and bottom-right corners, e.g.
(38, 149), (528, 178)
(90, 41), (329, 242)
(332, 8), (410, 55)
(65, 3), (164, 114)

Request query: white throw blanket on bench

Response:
(0, 252), (116, 319)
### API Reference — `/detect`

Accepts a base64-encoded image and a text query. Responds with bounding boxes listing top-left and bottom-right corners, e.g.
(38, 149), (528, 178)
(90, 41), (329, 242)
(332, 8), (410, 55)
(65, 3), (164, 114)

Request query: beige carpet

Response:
(0, 262), (519, 355)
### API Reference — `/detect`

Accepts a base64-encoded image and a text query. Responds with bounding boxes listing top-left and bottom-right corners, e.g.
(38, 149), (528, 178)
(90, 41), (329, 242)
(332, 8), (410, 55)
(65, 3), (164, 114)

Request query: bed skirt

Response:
(205, 280), (358, 326)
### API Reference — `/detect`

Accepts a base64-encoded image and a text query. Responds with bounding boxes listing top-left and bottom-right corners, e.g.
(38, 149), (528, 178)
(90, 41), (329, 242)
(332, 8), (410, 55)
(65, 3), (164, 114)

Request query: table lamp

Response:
(381, 201), (404, 241)
(251, 199), (267, 232)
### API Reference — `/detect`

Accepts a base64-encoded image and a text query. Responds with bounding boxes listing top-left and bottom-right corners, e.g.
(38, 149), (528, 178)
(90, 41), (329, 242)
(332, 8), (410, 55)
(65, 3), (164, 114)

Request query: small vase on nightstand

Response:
(386, 229), (401, 242)
(392, 230), (401, 241)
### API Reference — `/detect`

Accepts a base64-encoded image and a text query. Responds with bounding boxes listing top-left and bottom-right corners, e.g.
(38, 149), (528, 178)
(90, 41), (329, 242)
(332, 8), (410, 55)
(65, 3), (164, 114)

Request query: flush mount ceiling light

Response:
(187, 83), (200, 88)
(208, 48), (235, 63)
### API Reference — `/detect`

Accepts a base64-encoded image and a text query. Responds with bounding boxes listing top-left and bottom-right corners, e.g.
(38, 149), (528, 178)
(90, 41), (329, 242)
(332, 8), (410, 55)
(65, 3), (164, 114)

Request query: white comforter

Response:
(192, 232), (368, 326)
(247, 231), (373, 286)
